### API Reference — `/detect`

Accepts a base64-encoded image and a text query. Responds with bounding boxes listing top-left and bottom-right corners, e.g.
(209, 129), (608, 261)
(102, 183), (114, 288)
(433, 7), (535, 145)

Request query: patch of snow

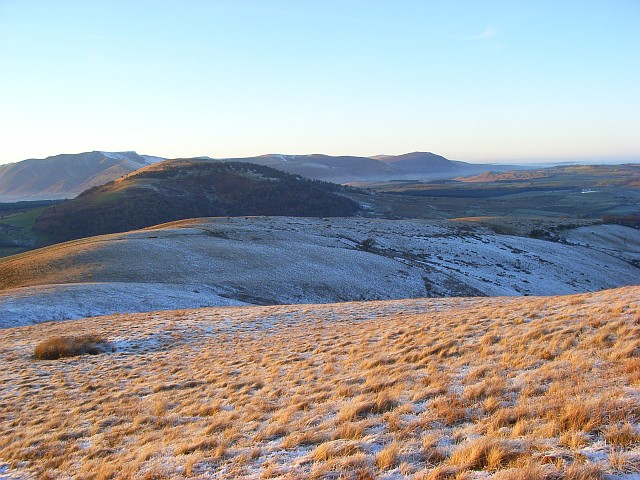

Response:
(0, 461), (32, 479)
(98, 151), (165, 166)
(562, 224), (640, 264)
(140, 154), (165, 164)
(579, 440), (610, 462)
(98, 151), (138, 161)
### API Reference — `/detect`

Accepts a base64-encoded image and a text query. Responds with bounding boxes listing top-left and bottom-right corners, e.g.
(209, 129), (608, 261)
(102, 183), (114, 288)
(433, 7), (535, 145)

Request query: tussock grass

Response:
(312, 440), (362, 461)
(375, 442), (400, 470)
(604, 422), (640, 447)
(448, 437), (523, 471)
(34, 334), (109, 359)
(0, 286), (639, 478)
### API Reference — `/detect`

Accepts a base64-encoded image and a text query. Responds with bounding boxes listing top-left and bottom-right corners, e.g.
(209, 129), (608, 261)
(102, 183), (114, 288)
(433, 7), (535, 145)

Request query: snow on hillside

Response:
(140, 154), (166, 164)
(0, 217), (638, 328)
(98, 151), (140, 161)
(99, 151), (166, 169)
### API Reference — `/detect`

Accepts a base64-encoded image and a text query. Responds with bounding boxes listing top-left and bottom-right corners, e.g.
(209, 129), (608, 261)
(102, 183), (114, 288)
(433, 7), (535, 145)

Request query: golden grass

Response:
(448, 437), (523, 471)
(33, 334), (109, 359)
(374, 442), (399, 470)
(0, 286), (638, 478)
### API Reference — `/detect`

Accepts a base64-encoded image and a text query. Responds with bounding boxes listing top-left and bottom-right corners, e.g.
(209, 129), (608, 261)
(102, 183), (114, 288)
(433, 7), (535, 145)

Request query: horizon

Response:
(1, 1), (639, 165)
(3, 149), (639, 168)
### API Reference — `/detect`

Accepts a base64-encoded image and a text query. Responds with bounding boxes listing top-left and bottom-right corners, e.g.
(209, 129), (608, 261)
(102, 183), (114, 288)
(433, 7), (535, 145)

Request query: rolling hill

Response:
(0, 151), (164, 202)
(31, 160), (359, 243)
(1, 216), (638, 326)
(374, 151), (483, 176)
(221, 151), (508, 184)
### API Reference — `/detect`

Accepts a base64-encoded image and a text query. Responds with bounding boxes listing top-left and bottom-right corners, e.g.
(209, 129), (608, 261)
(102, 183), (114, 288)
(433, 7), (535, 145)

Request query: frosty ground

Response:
(0, 287), (638, 478)
(0, 217), (638, 327)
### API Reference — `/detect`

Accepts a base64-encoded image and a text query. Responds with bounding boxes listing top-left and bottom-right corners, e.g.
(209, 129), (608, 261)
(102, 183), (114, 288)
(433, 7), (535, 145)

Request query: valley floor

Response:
(0, 287), (638, 478)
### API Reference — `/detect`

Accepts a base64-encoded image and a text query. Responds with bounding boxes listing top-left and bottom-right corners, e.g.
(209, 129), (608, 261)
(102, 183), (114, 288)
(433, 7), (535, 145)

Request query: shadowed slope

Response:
(32, 160), (359, 242)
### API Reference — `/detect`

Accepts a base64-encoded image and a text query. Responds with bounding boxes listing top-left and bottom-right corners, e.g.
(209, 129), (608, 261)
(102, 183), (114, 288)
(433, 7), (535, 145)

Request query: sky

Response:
(1, 0), (639, 165)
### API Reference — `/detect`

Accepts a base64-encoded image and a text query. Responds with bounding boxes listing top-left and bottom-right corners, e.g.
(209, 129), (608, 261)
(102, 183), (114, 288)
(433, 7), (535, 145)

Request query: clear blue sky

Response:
(1, 0), (638, 164)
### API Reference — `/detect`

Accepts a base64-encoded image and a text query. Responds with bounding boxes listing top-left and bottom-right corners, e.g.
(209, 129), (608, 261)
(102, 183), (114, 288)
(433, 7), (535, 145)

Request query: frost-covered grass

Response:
(0, 217), (639, 327)
(0, 287), (638, 478)
(0, 282), (247, 328)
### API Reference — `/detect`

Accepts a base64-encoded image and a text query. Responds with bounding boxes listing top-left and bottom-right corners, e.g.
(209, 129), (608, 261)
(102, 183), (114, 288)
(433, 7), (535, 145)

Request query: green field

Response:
(0, 206), (49, 256)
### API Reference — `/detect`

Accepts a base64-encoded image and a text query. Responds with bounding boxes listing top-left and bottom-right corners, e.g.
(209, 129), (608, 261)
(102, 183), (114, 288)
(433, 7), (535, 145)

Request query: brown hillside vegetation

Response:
(31, 161), (359, 243)
(0, 287), (639, 478)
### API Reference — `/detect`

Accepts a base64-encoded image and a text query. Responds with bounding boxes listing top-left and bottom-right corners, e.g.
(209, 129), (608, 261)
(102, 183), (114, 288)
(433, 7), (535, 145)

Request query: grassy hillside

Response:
(32, 161), (360, 242)
(0, 287), (638, 478)
(1, 217), (638, 326)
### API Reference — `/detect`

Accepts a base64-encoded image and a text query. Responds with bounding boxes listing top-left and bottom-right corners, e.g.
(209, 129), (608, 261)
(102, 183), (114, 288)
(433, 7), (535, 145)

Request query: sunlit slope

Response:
(0, 151), (161, 202)
(0, 287), (638, 478)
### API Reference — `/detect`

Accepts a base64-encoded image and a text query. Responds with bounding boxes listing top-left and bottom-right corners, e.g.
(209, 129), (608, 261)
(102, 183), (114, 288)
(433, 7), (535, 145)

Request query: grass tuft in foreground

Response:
(34, 334), (109, 360)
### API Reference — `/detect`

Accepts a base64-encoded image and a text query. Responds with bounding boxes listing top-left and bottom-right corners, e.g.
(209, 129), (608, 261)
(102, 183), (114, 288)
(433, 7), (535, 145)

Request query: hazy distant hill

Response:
(220, 151), (505, 183)
(0, 151), (164, 202)
(222, 154), (398, 183)
(32, 160), (359, 242)
(373, 151), (482, 176)
(456, 163), (640, 186)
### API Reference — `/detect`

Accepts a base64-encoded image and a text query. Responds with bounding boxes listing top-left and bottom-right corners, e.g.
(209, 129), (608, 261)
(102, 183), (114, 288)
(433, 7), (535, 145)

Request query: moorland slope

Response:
(0, 287), (638, 478)
(0, 216), (638, 327)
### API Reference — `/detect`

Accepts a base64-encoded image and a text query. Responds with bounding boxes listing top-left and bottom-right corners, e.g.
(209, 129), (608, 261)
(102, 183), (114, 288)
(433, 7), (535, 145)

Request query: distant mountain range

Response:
(0, 150), (513, 202)
(0, 151), (164, 202)
(220, 151), (506, 184)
